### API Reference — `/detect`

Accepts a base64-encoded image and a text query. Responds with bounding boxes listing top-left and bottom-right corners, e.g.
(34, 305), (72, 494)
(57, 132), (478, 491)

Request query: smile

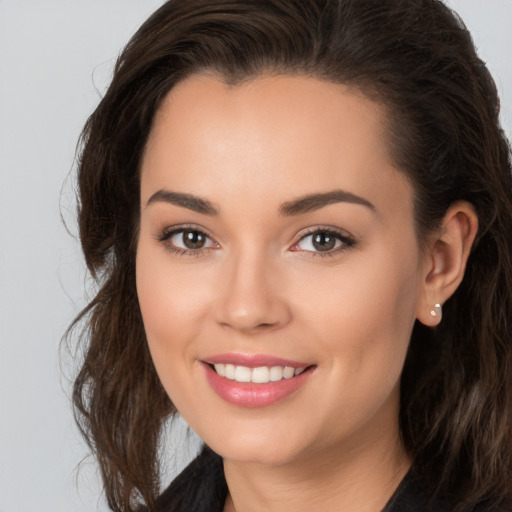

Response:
(201, 354), (315, 408)
(213, 364), (307, 383)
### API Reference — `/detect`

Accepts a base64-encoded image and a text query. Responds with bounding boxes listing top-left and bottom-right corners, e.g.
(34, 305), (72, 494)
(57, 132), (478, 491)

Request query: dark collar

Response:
(156, 445), (227, 512)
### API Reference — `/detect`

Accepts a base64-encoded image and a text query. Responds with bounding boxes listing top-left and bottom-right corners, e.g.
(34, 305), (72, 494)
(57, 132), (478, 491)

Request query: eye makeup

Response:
(290, 226), (357, 258)
(155, 223), (357, 260)
(155, 224), (219, 258)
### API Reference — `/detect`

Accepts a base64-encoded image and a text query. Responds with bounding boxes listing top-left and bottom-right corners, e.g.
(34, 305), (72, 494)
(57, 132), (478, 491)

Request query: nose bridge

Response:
(215, 245), (290, 333)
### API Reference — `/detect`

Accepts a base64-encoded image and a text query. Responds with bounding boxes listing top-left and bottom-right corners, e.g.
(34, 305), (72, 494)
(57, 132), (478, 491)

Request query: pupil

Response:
(312, 232), (335, 251)
(183, 230), (205, 249)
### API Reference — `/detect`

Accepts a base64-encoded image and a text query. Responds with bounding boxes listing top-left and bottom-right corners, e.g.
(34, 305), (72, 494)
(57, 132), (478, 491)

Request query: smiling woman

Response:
(69, 1), (512, 511)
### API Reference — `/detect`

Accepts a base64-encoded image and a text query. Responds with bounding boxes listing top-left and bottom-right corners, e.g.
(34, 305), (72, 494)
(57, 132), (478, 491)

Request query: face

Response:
(136, 74), (427, 467)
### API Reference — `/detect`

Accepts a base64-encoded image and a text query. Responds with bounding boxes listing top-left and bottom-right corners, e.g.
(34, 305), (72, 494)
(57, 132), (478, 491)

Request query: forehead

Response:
(141, 73), (411, 216)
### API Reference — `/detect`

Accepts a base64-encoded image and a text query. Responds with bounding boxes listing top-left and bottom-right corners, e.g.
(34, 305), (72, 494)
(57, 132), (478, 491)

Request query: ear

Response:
(416, 201), (479, 327)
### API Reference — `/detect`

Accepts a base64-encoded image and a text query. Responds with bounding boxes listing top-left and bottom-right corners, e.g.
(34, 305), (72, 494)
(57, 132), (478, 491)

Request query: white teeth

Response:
(234, 366), (252, 382)
(213, 364), (308, 383)
(282, 366), (294, 379)
(252, 366), (270, 383)
(214, 363), (226, 377)
(269, 366), (283, 382)
(225, 364), (236, 379)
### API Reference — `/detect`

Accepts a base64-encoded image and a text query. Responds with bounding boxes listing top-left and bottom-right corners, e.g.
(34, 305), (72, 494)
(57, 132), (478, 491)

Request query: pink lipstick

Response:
(201, 353), (315, 408)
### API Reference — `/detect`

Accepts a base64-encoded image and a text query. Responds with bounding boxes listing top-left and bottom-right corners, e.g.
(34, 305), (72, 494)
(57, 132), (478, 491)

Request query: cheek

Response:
(136, 243), (209, 343)
(301, 251), (417, 332)
(303, 246), (420, 389)
(135, 244), (206, 392)
(135, 243), (208, 410)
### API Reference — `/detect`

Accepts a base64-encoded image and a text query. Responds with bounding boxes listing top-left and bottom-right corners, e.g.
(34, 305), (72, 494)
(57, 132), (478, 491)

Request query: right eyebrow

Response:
(145, 189), (219, 216)
(279, 189), (376, 216)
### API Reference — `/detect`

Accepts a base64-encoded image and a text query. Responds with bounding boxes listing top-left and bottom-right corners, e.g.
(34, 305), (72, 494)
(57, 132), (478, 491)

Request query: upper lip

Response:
(202, 353), (313, 369)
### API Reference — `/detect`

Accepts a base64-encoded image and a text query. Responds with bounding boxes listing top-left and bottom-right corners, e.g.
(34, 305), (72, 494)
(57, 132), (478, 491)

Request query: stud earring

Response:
(429, 303), (442, 317)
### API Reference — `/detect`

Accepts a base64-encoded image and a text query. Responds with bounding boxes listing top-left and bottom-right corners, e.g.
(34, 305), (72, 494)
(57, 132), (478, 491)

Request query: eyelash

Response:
(156, 225), (357, 258)
(291, 227), (357, 258)
(156, 224), (217, 258)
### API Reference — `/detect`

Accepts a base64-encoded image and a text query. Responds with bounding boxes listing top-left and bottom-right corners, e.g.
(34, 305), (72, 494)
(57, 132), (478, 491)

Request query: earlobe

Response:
(418, 300), (443, 327)
(429, 303), (442, 320)
(416, 202), (478, 327)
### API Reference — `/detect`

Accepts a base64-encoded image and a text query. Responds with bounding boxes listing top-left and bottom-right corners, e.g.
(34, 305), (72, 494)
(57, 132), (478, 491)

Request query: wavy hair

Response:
(68, 0), (512, 510)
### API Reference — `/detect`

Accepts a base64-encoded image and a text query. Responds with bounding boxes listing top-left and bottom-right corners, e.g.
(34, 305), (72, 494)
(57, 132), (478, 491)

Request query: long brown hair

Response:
(68, 0), (512, 510)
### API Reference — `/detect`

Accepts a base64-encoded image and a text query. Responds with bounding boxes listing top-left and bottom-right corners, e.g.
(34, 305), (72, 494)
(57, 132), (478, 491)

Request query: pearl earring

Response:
(430, 303), (442, 317)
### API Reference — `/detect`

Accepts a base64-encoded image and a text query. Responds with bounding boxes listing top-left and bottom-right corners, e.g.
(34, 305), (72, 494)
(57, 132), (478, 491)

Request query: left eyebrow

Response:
(146, 189), (219, 215)
(279, 190), (376, 216)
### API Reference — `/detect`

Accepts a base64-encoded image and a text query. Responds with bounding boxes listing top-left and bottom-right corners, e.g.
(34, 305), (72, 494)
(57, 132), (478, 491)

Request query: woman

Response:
(70, 0), (512, 511)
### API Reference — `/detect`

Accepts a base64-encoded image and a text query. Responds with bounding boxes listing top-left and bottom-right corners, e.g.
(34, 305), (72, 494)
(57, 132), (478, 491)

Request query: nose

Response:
(214, 252), (292, 334)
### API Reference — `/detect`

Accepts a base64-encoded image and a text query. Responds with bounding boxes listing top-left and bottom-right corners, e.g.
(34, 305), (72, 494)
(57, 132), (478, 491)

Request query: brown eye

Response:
(293, 228), (356, 255)
(162, 228), (216, 253)
(312, 232), (337, 251)
(182, 230), (207, 249)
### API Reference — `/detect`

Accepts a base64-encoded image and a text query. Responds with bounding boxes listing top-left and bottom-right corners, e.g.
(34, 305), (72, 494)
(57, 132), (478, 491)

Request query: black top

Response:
(151, 445), (492, 512)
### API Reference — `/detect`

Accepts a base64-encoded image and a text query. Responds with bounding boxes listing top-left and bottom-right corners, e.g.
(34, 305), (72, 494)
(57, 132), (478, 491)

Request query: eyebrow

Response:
(146, 188), (375, 216)
(146, 189), (219, 215)
(279, 190), (375, 216)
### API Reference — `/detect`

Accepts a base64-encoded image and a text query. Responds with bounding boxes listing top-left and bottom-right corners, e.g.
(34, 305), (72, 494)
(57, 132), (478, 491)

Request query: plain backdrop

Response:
(0, 1), (510, 511)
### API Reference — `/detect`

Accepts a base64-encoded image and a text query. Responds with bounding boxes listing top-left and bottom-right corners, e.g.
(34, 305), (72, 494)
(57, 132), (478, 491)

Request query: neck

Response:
(223, 421), (410, 512)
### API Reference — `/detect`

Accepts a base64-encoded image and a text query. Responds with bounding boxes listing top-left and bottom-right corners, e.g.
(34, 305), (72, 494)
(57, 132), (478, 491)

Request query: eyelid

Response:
(290, 226), (357, 255)
(155, 223), (220, 256)
(157, 223), (213, 239)
(154, 223), (357, 258)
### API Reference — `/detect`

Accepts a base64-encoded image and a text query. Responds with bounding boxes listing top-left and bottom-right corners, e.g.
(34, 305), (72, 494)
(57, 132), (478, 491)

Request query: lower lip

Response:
(201, 363), (314, 408)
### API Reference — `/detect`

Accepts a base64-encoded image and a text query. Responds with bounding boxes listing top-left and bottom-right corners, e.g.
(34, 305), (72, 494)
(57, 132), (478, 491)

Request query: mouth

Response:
(208, 363), (309, 383)
(200, 355), (316, 408)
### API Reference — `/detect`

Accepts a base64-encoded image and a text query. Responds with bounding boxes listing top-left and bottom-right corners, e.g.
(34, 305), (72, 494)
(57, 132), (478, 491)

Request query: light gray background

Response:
(0, 1), (510, 511)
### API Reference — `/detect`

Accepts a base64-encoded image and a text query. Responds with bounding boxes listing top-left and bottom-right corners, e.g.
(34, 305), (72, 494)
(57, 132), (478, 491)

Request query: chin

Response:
(216, 442), (302, 467)
(200, 421), (309, 467)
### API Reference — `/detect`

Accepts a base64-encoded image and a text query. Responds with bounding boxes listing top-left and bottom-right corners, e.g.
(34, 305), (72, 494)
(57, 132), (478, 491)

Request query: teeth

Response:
(269, 366), (283, 382)
(234, 365), (252, 382)
(252, 366), (270, 383)
(215, 363), (226, 377)
(212, 364), (307, 383)
(225, 364), (235, 379)
(283, 366), (295, 379)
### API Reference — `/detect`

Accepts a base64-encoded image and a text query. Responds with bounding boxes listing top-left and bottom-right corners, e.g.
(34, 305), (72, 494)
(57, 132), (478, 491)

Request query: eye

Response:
(157, 226), (218, 255)
(170, 229), (214, 250)
(291, 228), (356, 255)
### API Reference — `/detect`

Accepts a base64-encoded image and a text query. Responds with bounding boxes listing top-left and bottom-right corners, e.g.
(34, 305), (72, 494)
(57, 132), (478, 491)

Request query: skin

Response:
(136, 74), (477, 512)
